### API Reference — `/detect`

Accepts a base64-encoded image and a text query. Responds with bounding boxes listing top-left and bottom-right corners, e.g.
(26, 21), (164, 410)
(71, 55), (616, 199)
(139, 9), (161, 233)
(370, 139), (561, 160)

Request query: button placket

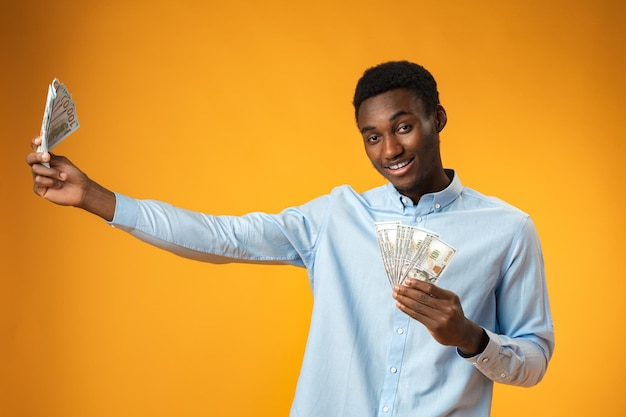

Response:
(377, 312), (410, 417)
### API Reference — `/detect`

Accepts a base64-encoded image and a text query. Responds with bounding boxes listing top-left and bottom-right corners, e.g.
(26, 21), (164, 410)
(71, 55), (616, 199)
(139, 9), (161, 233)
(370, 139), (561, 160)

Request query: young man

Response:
(27, 61), (554, 416)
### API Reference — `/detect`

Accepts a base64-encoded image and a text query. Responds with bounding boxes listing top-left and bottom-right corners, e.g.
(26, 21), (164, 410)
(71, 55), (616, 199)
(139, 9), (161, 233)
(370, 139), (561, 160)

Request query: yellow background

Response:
(2, 0), (624, 416)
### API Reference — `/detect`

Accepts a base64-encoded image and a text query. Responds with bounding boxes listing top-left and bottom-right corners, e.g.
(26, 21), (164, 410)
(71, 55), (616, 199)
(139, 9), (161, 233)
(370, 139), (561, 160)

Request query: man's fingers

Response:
(26, 150), (51, 167)
(31, 159), (56, 176)
(403, 278), (441, 295)
(394, 284), (437, 316)
(30, 136), (42, 151)
(33, 172), (63, 189)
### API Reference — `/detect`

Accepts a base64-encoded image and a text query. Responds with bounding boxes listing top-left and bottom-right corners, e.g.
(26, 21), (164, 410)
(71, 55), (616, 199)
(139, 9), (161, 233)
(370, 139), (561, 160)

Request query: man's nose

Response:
(382, 135), (403, 159)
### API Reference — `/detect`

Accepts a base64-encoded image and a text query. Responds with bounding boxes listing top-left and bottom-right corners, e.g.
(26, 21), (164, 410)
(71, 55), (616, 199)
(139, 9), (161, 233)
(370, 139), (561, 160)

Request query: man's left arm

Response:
(393, 217), (555, 387)
(393, 278), (553, 387)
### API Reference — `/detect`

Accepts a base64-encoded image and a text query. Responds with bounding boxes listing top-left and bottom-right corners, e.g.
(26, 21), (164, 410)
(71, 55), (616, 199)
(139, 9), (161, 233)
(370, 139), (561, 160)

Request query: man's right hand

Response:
(26, 136), (116, 221)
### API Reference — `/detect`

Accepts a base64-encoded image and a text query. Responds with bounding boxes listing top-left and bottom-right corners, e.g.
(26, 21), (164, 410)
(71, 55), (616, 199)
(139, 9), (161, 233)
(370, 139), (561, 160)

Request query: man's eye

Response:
(398, 124), (412, 133)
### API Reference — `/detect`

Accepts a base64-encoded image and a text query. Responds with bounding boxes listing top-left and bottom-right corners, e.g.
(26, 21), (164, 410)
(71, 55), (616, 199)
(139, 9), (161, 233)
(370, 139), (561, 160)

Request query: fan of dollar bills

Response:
(37, 78), (80, 163)
(375, 221), (457, 287)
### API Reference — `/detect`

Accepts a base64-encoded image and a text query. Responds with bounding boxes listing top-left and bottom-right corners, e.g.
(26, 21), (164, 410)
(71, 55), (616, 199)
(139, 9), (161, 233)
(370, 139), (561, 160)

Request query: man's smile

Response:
(385, 157), (414, 172)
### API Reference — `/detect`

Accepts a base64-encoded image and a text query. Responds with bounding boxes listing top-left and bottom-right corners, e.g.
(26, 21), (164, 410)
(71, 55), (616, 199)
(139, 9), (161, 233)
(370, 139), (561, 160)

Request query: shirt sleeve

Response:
(460, 329), (550, 387)
(107, 192), (330, 267)
(458, 217), (555, 387)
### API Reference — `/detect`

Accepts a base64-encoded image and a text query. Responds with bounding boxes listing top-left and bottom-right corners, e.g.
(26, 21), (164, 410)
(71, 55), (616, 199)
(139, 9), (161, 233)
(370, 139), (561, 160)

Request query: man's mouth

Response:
(385, 158), (414, 171)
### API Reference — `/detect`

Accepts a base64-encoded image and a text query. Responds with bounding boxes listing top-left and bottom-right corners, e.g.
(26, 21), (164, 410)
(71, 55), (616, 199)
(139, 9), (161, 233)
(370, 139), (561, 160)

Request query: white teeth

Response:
(388, 160), (410, 170)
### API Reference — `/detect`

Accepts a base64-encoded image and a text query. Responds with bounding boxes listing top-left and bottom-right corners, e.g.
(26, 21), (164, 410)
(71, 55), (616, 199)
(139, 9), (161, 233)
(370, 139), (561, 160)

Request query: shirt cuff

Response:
(458, 328), (509, 379)
(107, 192), (139, 230)
(457, 328), (499, 364)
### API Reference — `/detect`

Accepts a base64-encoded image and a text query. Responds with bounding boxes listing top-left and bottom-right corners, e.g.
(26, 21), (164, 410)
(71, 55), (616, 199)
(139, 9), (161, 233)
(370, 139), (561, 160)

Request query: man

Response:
(27, 61), (554, 416)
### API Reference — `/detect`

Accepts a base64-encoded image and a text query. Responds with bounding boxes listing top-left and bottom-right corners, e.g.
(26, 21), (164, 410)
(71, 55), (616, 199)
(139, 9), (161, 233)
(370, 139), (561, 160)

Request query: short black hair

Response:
(352, 61), (440, 120)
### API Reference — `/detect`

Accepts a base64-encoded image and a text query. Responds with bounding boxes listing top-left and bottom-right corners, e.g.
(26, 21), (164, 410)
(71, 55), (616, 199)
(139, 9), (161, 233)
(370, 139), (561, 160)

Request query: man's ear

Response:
(435, 104), (447, 132)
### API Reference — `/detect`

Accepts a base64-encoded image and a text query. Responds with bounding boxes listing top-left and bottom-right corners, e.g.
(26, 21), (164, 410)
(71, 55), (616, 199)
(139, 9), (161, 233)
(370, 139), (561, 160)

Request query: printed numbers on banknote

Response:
(37, 78), (80, 166)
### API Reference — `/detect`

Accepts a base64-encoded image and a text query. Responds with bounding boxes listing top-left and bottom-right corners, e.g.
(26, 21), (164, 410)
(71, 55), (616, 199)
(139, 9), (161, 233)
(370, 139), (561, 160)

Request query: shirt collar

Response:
(388, 169), (464, 209)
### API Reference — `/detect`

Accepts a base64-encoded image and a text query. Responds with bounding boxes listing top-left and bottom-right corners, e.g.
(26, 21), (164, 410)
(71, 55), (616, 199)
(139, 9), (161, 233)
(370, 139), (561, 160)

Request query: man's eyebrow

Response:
(359, 110), (411, 134)
(360, 125), (375, 134)
(390, 110), (410, 121)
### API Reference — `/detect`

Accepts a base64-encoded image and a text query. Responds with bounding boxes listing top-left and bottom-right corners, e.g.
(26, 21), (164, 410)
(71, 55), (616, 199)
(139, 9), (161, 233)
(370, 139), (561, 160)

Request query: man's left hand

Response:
(393, 278), (488, 356)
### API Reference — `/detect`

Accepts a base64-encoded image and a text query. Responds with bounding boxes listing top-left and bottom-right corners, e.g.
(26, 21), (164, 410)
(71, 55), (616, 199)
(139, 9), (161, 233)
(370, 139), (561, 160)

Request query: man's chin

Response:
(391, 182), (420, 198)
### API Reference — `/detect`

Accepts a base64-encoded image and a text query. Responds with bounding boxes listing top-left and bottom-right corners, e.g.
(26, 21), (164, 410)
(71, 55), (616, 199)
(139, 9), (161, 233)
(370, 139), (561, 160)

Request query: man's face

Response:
(357, 88), (446, 202)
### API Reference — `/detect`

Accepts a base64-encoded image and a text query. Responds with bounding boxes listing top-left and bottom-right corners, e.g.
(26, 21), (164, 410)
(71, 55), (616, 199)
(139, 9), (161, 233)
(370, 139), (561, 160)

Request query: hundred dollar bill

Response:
(37, 78), (80, 166)
(401, 235), (457, 285)
(398, 226), (435, 284)
(375, 222), (456, 287)
(375, 221), (401, 286)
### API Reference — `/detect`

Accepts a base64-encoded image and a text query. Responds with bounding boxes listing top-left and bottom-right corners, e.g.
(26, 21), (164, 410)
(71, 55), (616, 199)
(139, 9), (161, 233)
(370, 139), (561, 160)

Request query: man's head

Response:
(353, 61), (440, 120)
(354, 61), (450, 203)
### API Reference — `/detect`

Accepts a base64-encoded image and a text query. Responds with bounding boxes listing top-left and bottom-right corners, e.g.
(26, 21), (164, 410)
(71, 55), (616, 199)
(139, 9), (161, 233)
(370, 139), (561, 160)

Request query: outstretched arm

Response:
(26, 136), (116, 221)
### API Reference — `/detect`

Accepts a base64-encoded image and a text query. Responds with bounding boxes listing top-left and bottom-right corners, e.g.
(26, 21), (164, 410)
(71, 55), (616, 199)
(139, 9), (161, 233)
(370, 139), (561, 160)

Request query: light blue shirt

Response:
(110, 170), (554, 417)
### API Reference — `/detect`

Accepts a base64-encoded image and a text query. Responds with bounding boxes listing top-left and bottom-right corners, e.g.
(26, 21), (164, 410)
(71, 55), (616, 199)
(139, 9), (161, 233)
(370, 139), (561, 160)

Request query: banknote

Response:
(37, 78), (80, 166)
(375, 222), (456, 286)
(375, 221), (401, 286)
(401, 234), (457, 284)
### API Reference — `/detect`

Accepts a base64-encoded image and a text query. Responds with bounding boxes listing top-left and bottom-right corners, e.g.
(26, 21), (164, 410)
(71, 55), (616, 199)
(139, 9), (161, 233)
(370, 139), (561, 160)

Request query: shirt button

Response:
(383, 406), (390, 413)
(397, 328), (404, 334)
(390, 367), (397, 374)
(416, 216), (423, 223)
(501, 373), (507, 378)
(482, 358), (489, 363)
(435, 203), (441, 209)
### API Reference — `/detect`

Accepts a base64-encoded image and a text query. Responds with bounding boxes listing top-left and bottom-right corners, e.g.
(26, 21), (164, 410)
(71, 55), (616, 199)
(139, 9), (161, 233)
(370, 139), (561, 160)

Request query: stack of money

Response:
(37, 78), (80, 162)
(375, 221), (457, 287)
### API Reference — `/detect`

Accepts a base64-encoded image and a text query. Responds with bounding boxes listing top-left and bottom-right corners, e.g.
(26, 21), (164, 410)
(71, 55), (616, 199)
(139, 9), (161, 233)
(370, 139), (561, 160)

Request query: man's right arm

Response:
(26, 136), (116, 221)
(27, 135), (323, 267)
